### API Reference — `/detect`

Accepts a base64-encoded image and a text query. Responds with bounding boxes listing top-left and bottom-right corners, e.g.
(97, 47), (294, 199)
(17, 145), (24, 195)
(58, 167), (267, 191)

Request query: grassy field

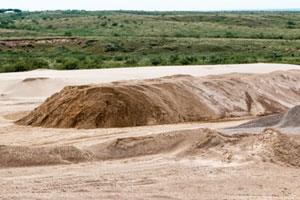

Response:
(0, 10), (299, 72)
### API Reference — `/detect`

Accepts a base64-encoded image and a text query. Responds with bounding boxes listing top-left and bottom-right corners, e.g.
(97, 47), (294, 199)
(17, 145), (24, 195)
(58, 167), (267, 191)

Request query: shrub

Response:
(179, 56), (197, 65)
(287, 21), (296, 29)
(104, 43), (123, 52)
(61, 59), (79, 70)
(64, 31), (73, 36)
(125, 57), (138, 65)
(150, 57), (164, 66)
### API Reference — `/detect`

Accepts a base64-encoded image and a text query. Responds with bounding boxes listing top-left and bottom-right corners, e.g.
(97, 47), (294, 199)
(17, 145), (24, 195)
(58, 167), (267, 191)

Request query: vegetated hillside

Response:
(17, 70), (300, 129)
(0, 10), (299, 72)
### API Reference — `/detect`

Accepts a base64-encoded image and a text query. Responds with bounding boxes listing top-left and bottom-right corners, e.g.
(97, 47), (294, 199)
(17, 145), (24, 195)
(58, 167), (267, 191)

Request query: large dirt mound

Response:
(236, 105), (300, 128)
(89, 128), (300, 167)
(17, 70), (300, 128)
(0, 145), (94, 168)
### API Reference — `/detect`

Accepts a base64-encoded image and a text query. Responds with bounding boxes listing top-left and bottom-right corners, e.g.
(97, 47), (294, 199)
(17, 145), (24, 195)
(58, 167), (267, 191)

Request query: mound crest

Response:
(17, 70), (300, 129)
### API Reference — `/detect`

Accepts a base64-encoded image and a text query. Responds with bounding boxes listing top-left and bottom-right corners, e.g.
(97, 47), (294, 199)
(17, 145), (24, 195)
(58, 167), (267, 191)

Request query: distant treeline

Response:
(0, 9), (22, 13)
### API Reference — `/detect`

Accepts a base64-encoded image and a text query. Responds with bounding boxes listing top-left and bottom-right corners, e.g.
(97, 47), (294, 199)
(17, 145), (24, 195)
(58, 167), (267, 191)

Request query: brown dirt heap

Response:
(17, 70), (300, 129)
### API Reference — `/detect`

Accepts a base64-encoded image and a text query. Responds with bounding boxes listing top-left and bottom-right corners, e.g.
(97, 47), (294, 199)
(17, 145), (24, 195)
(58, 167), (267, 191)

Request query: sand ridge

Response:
(17, 70), (300, 128)
(2, 128), (300, 168)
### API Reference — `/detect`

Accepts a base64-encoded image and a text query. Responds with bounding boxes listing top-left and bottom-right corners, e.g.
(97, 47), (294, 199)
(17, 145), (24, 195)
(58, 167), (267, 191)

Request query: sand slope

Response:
(17, 70), (300, 128)
(1, 77), (66, 99)
(236, 105), (300, 129)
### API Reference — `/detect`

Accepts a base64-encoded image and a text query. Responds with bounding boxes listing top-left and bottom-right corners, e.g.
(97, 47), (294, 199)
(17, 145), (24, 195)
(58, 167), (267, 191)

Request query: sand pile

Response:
(0, 145), (94, 168)
(17, 70), (300, 128)
(88, 128), (300, 167)
(236, 105), (300, 128)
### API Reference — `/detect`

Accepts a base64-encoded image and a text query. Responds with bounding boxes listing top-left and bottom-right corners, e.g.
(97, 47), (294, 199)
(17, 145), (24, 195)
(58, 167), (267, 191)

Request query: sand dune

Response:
(17, 70), (300, 128)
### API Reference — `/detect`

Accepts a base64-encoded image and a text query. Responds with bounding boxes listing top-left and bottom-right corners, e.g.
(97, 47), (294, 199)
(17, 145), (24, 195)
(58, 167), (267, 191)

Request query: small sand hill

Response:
(2, 77), (66, 99)
(236, 105), (300, 128)
(17, 70), (300, 128)
(88, 128), (300, 167)
(0, 145), (94, 168)
(88, 128), (226, 160)
(2, 129), (299, 168)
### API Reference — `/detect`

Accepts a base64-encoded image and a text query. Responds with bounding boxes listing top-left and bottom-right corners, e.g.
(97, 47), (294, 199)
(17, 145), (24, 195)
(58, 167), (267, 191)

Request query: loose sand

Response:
(1, 63), (300, 199)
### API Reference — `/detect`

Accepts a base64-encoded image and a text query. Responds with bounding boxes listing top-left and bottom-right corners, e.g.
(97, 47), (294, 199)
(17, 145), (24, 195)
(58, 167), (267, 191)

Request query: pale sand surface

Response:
(0, 63), (300, 199)
(1, 63), (300, 99)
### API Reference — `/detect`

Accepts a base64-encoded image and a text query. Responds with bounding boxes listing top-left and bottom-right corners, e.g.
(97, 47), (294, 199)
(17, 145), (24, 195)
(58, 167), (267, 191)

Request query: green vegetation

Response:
(0, 10), (299, 72)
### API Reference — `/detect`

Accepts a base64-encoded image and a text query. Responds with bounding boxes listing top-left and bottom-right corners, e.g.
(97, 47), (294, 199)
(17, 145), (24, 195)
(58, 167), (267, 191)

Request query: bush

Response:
(179, 56), (197, 65)
(125, 57), (138, 65)
(13, 62), (27, 72)
(104, 43), (123, 52)
(150, 57), (164, 66)
(64, 31), (73, 36)
(61, 59), (79, 70)
(287, 21), (296, 29)
(169, 55), (179, 63)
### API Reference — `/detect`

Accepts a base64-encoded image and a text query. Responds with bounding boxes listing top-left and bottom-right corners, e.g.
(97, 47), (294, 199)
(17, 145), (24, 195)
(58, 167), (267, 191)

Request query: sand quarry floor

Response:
(1, 63), (300, 200)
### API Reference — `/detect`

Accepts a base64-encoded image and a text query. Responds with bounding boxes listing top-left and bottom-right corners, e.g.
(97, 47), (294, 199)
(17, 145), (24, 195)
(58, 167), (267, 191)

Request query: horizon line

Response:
(1, 8), (300, 12)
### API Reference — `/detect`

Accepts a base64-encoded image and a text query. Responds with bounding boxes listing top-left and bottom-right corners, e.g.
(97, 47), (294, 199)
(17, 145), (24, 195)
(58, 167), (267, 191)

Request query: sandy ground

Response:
(1, 63), (300, 199)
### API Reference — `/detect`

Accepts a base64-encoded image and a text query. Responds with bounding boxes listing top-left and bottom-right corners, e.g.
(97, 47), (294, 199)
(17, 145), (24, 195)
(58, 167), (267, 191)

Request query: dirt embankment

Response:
(17, 70), (300, 129)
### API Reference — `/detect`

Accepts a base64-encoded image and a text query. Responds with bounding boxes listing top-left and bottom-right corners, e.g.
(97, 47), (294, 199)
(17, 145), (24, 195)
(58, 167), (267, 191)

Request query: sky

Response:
(1, 0), (300, 11)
